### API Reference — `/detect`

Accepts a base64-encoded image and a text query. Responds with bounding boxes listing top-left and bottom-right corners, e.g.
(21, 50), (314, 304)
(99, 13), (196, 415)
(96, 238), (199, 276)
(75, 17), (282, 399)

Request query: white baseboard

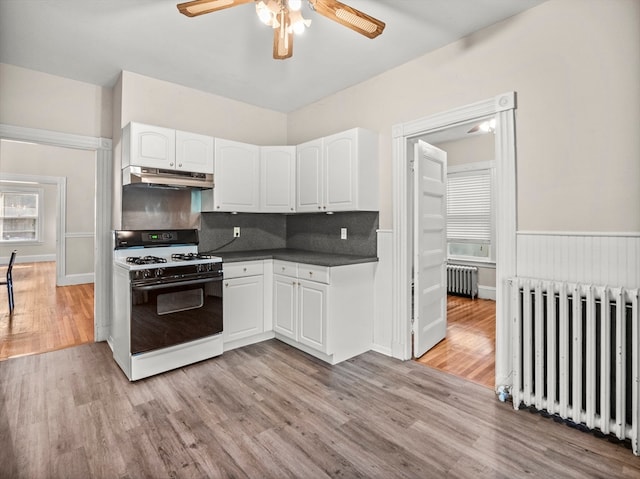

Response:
(1, 253), (56, 265)
(478, 285), (496, 300)
(371, 344), (393, 357)
(58, 273), (94, 286)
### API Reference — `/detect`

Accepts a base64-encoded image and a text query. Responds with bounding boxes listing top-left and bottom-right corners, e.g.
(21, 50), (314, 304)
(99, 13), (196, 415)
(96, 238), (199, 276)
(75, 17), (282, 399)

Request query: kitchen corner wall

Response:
(199, 211), (378, 256)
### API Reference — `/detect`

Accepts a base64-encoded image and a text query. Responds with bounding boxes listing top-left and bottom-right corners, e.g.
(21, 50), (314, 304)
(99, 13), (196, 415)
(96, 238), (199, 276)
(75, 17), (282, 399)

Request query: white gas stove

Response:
(111, 229), (224, 381)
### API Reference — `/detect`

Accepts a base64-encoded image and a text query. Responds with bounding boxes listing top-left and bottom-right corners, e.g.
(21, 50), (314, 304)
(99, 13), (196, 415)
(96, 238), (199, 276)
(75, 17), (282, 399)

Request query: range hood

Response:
(123, 166), (213, 189)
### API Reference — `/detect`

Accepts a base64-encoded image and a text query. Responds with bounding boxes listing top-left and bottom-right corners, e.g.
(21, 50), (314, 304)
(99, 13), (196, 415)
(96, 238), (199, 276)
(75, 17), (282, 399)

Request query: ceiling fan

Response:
(177, 0), (385, 59)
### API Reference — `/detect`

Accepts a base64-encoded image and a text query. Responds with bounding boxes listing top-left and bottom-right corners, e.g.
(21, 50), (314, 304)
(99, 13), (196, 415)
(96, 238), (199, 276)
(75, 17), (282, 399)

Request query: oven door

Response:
(130, 276), (223, 355)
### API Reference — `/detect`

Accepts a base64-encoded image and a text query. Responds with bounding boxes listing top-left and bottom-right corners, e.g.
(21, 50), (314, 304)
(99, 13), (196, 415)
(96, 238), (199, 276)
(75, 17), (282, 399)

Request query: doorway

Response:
(0, 124), (113, 346)
(412, 119), (498, 388)
(391, 92), (517, 392)
(0, 140), (99, 359)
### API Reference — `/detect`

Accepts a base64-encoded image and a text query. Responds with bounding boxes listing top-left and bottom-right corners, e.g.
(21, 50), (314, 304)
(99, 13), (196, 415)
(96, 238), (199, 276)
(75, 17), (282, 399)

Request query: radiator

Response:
(509, 278), (640, 456)
(446, 264), (478, 299)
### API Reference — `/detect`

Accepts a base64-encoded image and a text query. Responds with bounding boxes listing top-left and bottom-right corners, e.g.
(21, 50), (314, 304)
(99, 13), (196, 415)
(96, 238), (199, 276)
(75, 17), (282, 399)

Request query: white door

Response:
(413, 140), (447, 357)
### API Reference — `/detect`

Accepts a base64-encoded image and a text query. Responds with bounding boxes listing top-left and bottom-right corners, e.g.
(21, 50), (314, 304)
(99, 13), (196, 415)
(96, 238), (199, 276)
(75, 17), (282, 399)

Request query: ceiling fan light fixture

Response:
(288, 0), (302, 11)
(177, 0), (385, 59)
(288, 10), (311, 34)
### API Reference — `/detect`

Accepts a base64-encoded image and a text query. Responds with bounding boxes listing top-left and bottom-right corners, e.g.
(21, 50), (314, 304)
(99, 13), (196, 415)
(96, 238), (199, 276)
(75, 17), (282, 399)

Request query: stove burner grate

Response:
(171, 253), (216, 261)
(126, 255), (168, 265)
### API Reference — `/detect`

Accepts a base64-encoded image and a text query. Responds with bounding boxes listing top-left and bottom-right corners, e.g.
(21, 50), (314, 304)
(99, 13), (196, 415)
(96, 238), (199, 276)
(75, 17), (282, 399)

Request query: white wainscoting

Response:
(373, 229), (393, 356)
(517, 232), (640, 289)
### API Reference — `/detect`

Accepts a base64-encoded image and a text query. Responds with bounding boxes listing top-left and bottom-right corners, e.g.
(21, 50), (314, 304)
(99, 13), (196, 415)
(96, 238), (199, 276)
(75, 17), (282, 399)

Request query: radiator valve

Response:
(497, 385), (511, 402)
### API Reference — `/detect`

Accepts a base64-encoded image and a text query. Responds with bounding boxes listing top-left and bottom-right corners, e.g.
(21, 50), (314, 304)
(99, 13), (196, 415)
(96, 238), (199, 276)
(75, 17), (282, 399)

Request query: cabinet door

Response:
(130, 123), (176, 169)
(176, 130), (214, 173)
(223, 275), (264, 343)
(324, 129), (357, 211)
(261, 146), (296, 213)
(296, 138), (324, 212)
(298, 279), (327, 352)
(273, 274), (297, 340)
(214, 138), (260, 212)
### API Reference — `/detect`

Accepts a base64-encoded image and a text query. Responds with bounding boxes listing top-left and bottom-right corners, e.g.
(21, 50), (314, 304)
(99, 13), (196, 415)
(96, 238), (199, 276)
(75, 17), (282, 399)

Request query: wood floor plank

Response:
(416, 295), (496, 388)
(1, 339), (639, 478)
(0, 261), (94, 360)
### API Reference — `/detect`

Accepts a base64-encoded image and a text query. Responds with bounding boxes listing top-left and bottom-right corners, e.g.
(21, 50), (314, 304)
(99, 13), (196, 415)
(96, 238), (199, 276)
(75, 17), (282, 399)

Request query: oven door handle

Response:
(132, 277), (219, 291)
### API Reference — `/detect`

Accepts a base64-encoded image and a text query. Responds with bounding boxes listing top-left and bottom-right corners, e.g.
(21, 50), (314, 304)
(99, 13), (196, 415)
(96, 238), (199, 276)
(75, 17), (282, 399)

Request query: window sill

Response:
(447, 258), (496, 269)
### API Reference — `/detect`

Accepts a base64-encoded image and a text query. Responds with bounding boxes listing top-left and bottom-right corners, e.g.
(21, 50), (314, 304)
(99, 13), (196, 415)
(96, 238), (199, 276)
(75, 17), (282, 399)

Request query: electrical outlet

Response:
(341, 228), (347, 240)
(233, 227), (240, 238)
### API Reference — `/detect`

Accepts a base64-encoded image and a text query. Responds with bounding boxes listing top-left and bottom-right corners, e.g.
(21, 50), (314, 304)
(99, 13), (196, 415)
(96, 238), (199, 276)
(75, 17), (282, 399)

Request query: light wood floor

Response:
(416, 295), (496, 389)
(1, 339), (638, 478)
(0, 261), (94, 361)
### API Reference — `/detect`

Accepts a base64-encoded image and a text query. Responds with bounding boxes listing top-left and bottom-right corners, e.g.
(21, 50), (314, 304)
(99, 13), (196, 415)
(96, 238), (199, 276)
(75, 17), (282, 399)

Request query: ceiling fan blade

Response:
(310, 0), (385, 39)
(273, 25), (293, 59)
(177, 0), (253, 18)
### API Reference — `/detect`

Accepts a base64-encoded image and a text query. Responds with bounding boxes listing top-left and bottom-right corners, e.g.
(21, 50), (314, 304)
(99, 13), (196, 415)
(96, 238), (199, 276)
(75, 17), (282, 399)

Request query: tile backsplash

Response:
(200, 211), (378, 257)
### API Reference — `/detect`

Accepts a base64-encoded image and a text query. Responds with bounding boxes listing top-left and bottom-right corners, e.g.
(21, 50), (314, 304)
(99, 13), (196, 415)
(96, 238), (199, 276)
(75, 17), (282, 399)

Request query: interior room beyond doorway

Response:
(0, 261), (94, 360)
(416, 295), (495, 388)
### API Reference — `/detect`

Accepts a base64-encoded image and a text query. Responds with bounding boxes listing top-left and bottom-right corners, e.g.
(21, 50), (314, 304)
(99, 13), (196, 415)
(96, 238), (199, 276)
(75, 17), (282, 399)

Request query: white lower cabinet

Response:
(222, 261), (274, 350)
(223, 275), (264, 342)
(297, 279), (327, 352)
(273, 260), (375, 364)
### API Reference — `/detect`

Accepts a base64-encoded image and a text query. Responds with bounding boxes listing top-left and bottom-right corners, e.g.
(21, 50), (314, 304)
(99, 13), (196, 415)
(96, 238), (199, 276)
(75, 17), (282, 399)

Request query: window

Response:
(446, 166), (494, 263)
(0, 187), (43, 243)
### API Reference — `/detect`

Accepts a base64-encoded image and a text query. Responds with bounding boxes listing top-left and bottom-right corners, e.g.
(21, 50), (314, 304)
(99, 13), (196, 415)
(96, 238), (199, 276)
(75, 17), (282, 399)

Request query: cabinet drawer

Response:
(298, 264), (330, 284)
(273, 260), (298, 278)
(224, 261), (264, 279)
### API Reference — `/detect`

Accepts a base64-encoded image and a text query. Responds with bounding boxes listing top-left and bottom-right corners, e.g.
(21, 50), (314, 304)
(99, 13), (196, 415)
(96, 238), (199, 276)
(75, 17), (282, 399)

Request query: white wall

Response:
(0, 140), (96, 275)
(0, 63), (112, 138)
(118, 71), (287, 145)
(435, 133), (494, 168)
(286, 0), (640, 234)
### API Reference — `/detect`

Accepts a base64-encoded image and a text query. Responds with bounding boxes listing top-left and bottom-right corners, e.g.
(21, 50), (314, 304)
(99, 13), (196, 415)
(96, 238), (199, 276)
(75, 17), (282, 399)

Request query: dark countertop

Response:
(205, 248), (378, 267)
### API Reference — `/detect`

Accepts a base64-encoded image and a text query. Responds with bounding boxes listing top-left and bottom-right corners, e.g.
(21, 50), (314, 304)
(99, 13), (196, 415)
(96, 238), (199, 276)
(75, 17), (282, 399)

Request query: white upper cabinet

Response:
(211, 138), (260, 212)
(122, 122), (213, 174)
(260, 146), (296, 213)
(175, 130), (214, 173)
(123, 123), (176, 170)
(296, 138), (324, 212)
(296, 128), (378, 213)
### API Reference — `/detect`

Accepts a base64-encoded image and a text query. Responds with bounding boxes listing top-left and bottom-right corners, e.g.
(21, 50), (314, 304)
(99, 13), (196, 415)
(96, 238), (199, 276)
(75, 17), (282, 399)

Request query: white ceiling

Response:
(0, 0), (546, 113)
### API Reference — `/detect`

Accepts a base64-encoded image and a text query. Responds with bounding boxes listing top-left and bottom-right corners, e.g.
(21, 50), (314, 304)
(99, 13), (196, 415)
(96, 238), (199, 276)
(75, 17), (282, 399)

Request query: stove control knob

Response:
(155, 268), (164, 277)
(143, 269), (152, 279)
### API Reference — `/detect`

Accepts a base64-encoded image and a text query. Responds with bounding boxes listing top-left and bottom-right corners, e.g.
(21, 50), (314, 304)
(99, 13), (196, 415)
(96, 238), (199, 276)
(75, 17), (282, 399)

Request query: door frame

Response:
(391, 92), (517, 391)
(0, 123), (113, 343)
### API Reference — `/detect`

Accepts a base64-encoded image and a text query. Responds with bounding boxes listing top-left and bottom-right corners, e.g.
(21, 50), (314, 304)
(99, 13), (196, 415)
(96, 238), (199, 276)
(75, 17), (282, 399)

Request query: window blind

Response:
(446, 171), (491, 242)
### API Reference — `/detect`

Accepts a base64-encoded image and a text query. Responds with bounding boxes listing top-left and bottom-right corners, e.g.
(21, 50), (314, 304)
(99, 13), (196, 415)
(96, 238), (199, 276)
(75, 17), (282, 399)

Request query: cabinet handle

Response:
(225, 282), (229, 287)
(323, 206), (326, 210)
(282, 267), (285, 271)
(243, 267), (247, 272)
(217, 206), (220, 209)
(170, 162), (174, 166)
(309, 271), (313, 276)
(317, 206), (321, 210)
(178, 163), (183, 167)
